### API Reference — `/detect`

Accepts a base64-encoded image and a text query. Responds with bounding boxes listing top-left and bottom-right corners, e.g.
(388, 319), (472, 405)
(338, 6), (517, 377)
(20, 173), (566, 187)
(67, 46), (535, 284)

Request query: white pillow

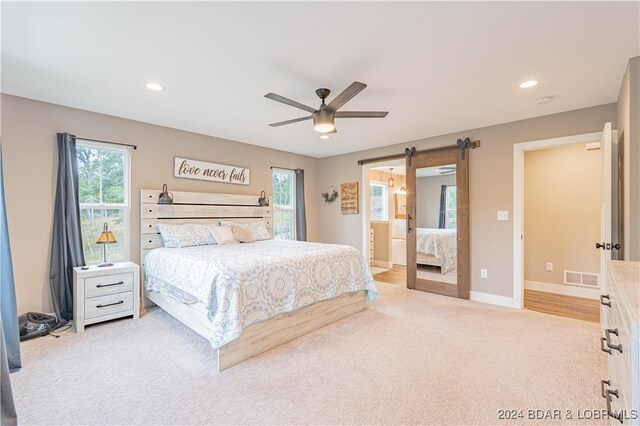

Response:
(221, 221), (272, 241)
(208, 225), (237, 245)
(157, 224), (200, 248)
(189, 224), (217, 246)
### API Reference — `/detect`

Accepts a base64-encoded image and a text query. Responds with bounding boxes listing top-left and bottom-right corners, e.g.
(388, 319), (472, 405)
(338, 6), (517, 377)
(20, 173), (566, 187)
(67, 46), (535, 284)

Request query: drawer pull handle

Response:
(96, 281), (124, 288)
(601, 337), (612, 354)
(605, 388), (623, 423)
(605, 328), (623, 353)
(600, 294), (612, 307)
(601, 379), (611, 398)
(96, 300), (124, 308)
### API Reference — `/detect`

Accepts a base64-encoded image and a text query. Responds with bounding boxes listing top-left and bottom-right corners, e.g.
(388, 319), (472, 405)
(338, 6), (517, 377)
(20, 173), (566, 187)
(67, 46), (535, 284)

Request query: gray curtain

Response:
(49, 133), (85, 326)
(295, 169), (307, 241)
(438, 185), (447, 229)
(0, 145), (20, 425)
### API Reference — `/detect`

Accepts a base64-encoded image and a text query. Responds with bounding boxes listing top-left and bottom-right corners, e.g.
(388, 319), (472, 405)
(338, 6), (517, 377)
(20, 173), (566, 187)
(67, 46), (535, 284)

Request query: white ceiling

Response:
(2, 2), (638, 158)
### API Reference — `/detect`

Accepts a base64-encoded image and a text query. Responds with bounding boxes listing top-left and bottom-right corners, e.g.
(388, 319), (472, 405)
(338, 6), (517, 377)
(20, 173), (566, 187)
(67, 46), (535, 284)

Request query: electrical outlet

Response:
(480, 269), (488, 279)
(545, 262), (553, 272)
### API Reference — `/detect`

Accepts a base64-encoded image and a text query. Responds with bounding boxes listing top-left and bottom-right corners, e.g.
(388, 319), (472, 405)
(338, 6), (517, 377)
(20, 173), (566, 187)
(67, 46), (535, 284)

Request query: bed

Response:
(416, 228), (457, 274)
(140, 189), (376, 371)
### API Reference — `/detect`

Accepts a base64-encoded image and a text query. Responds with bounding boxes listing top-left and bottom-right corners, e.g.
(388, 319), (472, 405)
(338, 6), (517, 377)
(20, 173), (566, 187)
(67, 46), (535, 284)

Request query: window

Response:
(77, 142), (130, 263)
(445, 185), (457, 229)
(370, 182), (388, 221)
(272, 169), (296, 240)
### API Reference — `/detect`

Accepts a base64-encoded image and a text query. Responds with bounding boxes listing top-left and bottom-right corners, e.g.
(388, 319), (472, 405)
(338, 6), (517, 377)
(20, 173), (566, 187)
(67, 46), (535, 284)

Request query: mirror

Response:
(415, 163), (457, 286)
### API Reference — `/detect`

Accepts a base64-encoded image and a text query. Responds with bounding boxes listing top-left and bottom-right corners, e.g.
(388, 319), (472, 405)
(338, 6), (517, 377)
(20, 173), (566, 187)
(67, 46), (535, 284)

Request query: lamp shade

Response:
(96, 223), (117, 244)
(312, 109), (336, 133)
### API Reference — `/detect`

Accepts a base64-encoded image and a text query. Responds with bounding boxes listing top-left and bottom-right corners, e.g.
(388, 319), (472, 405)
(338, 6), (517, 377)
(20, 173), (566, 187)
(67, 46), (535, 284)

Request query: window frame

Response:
(369, 181), (389, 222)
(77, 140), (132, 263)
(271, 168), (297, 240)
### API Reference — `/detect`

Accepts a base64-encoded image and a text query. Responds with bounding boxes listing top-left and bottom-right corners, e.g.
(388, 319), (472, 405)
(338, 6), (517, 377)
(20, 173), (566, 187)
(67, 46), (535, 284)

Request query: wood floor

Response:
(524, 289), (600, 323)
(373, 265), (406, 286)
(374, 265), (600, 323)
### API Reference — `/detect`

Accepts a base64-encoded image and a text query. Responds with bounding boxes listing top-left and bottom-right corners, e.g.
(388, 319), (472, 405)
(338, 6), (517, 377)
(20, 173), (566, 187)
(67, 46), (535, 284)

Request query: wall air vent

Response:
(564, 270), (600, 288)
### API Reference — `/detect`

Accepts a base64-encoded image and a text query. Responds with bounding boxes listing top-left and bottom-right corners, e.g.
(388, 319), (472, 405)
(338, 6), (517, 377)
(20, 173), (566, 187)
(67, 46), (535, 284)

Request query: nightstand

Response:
(73, 261), (140, 333)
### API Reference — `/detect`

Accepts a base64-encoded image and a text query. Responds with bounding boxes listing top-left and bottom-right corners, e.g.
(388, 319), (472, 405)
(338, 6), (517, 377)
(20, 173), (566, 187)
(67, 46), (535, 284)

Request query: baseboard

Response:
(470, 291), (516, 308)
(524, 280), (599, 300)
(373, 260), (393, 269)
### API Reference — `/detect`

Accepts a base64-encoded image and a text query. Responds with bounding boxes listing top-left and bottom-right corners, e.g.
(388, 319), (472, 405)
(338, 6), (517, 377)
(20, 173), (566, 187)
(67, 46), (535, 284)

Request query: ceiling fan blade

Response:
(265, 93), (317, 113)
(326, 81), (367, 112)
(335, 111), (388, 118)
(268, 116), (312, 127)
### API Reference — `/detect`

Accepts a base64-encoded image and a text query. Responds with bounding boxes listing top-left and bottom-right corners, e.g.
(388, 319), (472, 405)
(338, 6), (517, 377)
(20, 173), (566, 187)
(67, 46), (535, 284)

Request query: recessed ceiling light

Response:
(519, 80), (539, 89)
(536, 96), (554, 105)
(320, 135), (329, 140)
(145, 82), (164, 91)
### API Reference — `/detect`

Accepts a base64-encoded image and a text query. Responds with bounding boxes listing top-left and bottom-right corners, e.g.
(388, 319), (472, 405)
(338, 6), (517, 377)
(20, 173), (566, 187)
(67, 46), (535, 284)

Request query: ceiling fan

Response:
(437, 166), (456, 175)
(264, 81), (388, 135)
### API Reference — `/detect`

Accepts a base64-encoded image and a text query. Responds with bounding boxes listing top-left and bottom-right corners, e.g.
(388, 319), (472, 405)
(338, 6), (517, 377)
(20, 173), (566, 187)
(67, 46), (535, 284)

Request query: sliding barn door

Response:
(406, 147), (470, 299)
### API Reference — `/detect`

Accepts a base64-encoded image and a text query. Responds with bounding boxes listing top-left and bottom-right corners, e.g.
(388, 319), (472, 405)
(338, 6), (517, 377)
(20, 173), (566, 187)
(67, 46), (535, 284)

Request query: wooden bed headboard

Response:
(140, 189), (272, 263)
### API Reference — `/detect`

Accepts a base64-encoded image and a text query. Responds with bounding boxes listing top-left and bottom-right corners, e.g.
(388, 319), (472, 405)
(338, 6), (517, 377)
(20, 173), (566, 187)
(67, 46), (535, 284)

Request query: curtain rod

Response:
(270, 166), (302, 172)
(76, 136), (137, 150)
(357, 141), (480, 165)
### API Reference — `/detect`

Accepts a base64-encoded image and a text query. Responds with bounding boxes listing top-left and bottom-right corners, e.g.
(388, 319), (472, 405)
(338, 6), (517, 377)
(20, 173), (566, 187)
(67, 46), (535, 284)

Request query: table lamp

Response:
(96, 222), (117, 267)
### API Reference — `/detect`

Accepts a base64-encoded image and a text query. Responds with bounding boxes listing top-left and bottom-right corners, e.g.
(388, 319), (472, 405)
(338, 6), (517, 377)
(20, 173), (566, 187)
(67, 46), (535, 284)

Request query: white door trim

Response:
(512, 131), (603, 310)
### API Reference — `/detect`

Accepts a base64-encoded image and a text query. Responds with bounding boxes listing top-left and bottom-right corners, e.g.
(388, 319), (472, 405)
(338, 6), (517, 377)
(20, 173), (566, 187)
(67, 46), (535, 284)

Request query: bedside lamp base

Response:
(96, 262), (114, 268)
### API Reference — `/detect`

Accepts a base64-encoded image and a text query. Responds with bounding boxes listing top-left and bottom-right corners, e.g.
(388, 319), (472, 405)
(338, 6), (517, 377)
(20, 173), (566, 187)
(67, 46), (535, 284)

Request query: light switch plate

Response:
(497, 211), (509, 221)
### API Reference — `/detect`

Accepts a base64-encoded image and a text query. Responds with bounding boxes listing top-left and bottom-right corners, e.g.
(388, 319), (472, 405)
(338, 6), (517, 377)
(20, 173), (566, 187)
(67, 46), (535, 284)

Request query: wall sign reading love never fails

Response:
(174, 157), (250, 185)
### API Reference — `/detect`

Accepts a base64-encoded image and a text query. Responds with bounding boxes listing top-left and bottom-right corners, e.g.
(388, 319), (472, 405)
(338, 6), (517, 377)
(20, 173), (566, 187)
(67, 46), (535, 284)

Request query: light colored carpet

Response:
(12, 282), (606, 425)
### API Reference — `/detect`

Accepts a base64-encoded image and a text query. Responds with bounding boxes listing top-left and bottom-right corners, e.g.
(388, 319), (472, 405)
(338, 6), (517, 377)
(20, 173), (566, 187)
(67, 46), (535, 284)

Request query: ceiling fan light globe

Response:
(312, 109), (335, 133)
(314, 123), (335, 133)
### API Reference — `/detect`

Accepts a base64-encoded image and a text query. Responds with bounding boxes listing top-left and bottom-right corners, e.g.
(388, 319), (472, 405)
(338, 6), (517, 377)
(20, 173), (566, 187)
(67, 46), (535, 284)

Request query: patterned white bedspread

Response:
(416, 228), (457, 274)
(144, 240), (378, 348)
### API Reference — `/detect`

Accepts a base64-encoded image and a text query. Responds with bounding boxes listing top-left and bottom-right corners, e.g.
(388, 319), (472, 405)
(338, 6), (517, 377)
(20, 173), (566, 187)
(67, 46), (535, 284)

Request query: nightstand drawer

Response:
(85, 272), (134, 298)
(85, 292), (133, 320)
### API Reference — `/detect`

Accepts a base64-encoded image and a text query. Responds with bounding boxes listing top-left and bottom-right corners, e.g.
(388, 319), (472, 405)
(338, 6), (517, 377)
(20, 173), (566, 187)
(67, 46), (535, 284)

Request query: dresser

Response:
(73, 262), (140, 332)
(368, 228), (375, 266)
(601, 261), (639, 424)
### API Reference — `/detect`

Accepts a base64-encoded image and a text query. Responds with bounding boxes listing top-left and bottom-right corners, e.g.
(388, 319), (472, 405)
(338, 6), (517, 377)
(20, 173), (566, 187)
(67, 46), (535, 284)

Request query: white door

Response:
(599, 122), (612, 294)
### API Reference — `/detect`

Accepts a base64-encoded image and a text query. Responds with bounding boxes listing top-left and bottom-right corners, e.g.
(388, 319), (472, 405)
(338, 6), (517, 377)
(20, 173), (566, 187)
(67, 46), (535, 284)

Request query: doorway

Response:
(361, 159), (407, 281)
(513, 124), (617, 318)
(406, 147), (470, 299)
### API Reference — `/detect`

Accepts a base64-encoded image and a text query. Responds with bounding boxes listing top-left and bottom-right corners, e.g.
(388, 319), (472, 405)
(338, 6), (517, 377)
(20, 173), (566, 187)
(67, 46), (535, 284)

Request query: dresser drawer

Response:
(85, 272), (134, 298)
(606, 297), (632, 378)
(85, 292), (133, 320)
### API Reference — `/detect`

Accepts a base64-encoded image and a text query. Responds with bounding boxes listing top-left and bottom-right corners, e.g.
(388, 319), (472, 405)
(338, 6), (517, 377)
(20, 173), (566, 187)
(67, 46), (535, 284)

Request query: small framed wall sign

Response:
(340, 182), (359, 214)
(174, 157), (250, 185)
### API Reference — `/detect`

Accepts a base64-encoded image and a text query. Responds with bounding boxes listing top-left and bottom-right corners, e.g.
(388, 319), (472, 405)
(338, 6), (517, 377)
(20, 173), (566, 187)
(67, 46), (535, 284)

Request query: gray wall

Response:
(617, 56), (640, 261)
(416, 174), (456, 228)
(1, 94), (319, 314)
(317, 103), (618, 298)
